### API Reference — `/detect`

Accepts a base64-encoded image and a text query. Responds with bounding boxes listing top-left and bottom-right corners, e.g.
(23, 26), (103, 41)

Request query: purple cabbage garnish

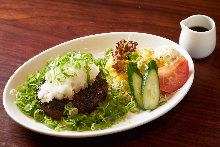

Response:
(111, 40), (138, 72)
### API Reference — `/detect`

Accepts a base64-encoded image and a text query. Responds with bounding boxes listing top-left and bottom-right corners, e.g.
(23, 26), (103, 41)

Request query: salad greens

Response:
(14, 51), (136, 131)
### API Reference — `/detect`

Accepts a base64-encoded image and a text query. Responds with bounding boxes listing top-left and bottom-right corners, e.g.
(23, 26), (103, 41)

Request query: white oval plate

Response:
(3, 32), (194, 138)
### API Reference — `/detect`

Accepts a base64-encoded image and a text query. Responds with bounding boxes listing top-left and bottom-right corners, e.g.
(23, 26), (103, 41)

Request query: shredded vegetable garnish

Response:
(15, 50), (137, 131)
(14, 40), (176, 132)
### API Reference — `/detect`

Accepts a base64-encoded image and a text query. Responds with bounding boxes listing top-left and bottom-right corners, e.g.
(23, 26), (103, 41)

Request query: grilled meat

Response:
(37, 75), (108, 120)
(39, 98), (69, 120)
(72, 75), (108, 113)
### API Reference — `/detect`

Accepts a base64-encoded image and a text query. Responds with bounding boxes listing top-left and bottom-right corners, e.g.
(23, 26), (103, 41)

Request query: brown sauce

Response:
(189, 26), (209, 32)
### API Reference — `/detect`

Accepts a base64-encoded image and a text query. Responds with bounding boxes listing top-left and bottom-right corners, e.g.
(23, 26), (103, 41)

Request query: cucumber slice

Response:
(142, 60), (160, 110)
(127, 63), (144, 109)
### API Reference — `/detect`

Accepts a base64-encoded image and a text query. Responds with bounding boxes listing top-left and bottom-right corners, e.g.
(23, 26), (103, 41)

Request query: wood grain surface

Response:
(0, 0), (219, 146)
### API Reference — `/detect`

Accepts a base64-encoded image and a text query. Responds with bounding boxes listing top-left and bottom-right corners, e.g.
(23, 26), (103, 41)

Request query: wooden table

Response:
(0, 0), (219, 146)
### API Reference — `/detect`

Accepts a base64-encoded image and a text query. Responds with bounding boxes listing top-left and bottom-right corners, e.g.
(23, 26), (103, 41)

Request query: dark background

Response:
(0, 0), (219, 146)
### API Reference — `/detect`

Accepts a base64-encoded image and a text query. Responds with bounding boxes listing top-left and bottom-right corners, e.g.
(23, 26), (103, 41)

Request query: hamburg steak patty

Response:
(37, 75), (108, 120)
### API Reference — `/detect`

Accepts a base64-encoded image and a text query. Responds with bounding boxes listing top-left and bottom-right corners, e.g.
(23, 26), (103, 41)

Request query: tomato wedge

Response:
(158, 56), (189, 93)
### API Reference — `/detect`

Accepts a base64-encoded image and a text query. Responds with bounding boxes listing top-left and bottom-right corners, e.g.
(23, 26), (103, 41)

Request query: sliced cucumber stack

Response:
(127, 60), (160, 110)
(142, 60), (160, 110)
(127, 62), (144, 108)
